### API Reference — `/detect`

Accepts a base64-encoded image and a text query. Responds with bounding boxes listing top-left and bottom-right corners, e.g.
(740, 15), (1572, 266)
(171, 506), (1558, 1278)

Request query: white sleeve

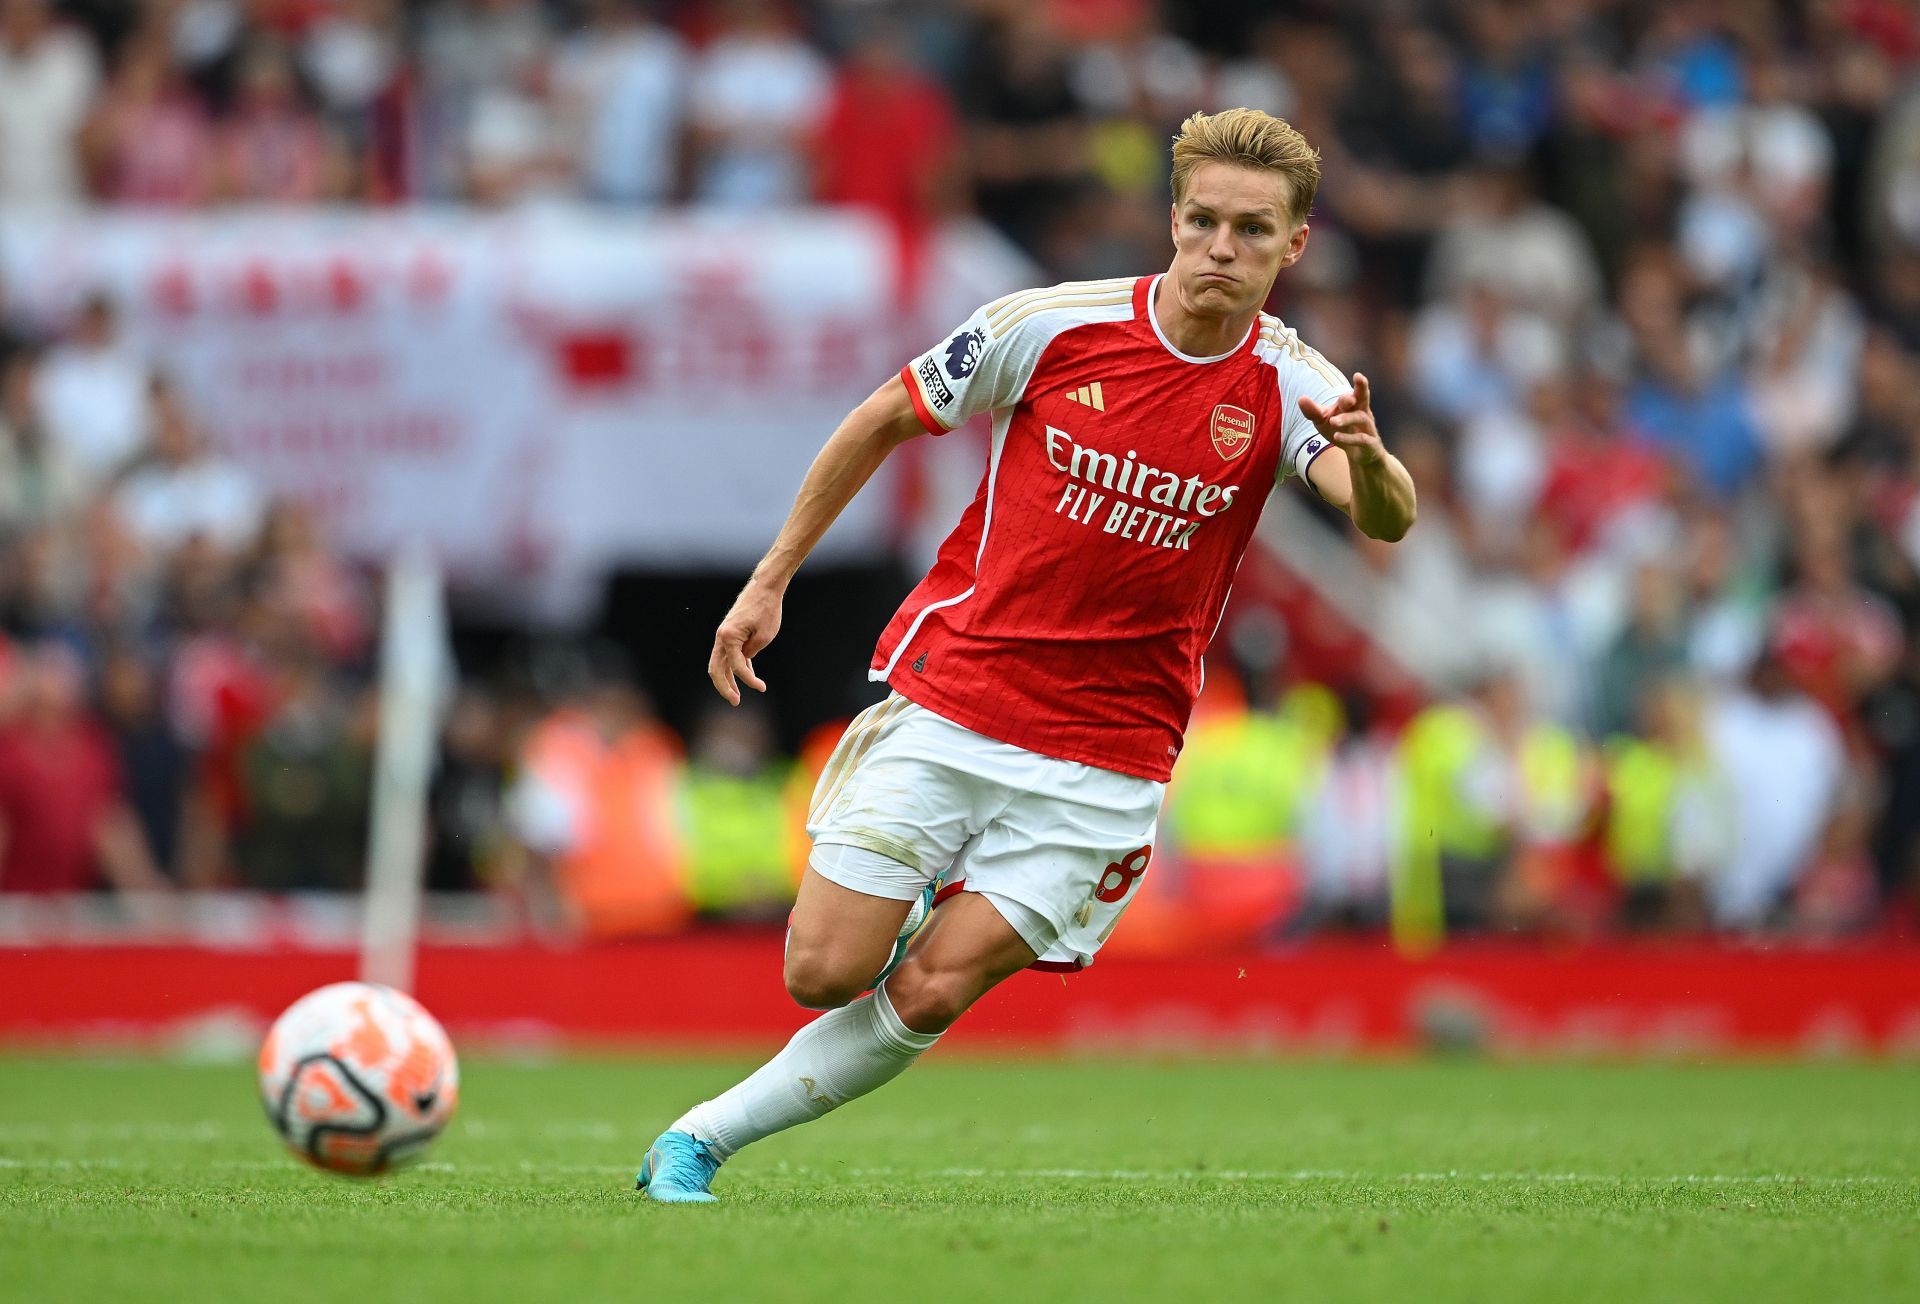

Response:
(899, 301), (1038, 433)
(1274, 346), (1350, 482)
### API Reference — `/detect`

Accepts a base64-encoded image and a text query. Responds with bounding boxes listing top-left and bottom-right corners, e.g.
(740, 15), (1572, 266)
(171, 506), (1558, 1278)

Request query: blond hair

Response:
(1170, 108), (1321, 226)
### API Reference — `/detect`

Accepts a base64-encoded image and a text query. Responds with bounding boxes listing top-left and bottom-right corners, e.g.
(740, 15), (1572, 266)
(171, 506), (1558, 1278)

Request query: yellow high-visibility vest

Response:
(677, 763), (802, 914)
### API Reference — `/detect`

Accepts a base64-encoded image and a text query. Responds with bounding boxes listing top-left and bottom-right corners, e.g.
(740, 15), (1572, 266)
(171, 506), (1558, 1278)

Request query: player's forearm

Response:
(750, 381), (921, 590)
(1346, 450), (1417, 542)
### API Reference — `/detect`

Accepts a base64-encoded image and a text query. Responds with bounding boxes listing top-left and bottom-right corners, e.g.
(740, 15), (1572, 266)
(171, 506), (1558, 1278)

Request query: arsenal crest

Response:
(1210, 404), (1255, 461)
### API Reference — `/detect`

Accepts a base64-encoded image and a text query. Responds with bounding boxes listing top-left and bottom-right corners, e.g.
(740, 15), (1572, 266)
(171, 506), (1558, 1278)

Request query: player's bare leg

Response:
(639, 876), (1036, 1203)
(876, 891), (1039, 1034)
(782, 869), (915, 1009)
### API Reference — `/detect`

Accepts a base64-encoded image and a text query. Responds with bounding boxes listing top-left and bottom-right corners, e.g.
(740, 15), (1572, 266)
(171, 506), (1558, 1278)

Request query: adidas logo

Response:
(1065, 381), (1107, 411)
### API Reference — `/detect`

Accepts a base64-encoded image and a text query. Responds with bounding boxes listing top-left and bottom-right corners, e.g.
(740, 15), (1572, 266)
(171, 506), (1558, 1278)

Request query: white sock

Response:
(671, 984), (938, 1160)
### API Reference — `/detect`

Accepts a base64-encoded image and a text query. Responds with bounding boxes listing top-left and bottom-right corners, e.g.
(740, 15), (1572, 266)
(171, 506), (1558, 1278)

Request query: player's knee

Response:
(881, 960), (976, 1034)
(782, 950), (867, 1011)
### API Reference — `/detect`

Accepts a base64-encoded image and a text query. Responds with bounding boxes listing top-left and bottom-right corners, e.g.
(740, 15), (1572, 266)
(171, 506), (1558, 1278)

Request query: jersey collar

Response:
(1141, 274), (1257, 364)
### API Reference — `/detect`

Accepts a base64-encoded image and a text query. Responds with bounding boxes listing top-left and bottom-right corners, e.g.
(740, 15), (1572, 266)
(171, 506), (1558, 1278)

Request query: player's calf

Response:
(882, 891), (1041, 1035)
(880, 961), (976, 1034)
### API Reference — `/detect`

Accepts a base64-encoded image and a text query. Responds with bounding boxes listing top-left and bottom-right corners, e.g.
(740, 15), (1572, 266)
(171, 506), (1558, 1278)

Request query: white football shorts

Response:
(805, 693), (1164, 971)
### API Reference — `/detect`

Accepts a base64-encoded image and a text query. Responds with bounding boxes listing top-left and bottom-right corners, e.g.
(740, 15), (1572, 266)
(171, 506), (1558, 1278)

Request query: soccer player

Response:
(638, 107), (1417, 1202)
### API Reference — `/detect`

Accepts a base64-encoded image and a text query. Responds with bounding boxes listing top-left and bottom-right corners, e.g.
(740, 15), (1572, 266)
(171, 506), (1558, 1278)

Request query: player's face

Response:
(1169, 163), (1309, 317)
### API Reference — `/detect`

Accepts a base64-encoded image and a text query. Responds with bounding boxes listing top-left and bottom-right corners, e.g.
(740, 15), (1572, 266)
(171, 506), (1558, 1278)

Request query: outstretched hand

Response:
(708, 582), (782, 705)
(1298, 372), (1384, 466)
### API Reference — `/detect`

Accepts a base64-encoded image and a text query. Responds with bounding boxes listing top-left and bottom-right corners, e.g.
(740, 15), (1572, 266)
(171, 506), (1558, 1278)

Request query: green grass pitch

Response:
(3, 1054), (1917, 1302)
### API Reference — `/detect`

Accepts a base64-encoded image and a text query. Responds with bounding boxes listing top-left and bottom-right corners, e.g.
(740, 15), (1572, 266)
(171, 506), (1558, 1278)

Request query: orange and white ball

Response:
(259, 982), (459, 1176)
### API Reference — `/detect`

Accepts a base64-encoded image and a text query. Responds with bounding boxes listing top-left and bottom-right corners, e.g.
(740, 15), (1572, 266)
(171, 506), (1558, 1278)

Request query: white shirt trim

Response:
(871, 406), (1014, 682)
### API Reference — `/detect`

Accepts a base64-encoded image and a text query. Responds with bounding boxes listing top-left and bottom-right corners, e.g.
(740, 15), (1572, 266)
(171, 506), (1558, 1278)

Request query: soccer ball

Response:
(259, 981), (460, 1176)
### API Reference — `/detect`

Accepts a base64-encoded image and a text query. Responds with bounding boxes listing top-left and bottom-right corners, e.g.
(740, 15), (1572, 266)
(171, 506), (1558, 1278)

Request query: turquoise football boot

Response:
(636, 1131), (722, 1204)
(873, 882), (937, 989)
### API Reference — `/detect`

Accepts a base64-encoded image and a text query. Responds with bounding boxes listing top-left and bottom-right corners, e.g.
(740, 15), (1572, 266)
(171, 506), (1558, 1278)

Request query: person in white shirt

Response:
(33, 293), (153, 488)
(685, 0), (829, 206)
(0, 0), (99, 208)
(551, 0), (686, 204)
(114, 378), (264, 556)
(1703, 653), (1844, 929)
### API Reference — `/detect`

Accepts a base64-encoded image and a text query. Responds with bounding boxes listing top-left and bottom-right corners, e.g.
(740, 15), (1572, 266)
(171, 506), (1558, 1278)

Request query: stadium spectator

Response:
(1592, 561), (1691, 740)
(1866, 635), (1920, 913)
(812, 22), (959, 237)
(95, 643), (189, 881)
(1601, 675), (1729, 931)
(32, 293), (152, 489)
(1297, 691), (1396, 931)
(0, 641), (166, 893)
(550, 0), (687, 205)
(1747, 257), (1867, 459)
(1454, 0), (1556, 160)
(504, 651), (686, 938)
(1424, 160), (1604, 328)
(228, 645), (372, 892)
(1676, 508), (1767, 685)
(418, 0), (554, 200)
(684, 0), (830, 206)
(956, 3), (1089, 254)
(1771, 514), (1905, 724)
(676, 702), (801, 921)
(0, 0), (98, 209)
(1679, 47), (1833, 243)
(114, 378), (265, 558)
(1466, 512), (1608, 730)
(1210, 16), (1293, 123)
(214, 41), (347, 203)
(1067, 1), (1205, 204)
(298, 0), (408, 199)
(245, 501), (369, 665)
(1531, 370), (1670, 557)
(82, 25), (214, 208)
(1393, 677), (1512, 940)
(1843, 326), (1920, 468)
(0, 523), (80, 645)
(425, 685), (514, 892)
(1616, 245), (1763, 498)
(1408, 282), (1563, 429)
(0, 347), (83, 532)
(1704, 651), (1846, 929)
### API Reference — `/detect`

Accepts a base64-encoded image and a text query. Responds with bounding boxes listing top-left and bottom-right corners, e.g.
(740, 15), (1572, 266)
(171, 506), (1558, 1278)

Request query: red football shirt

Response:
(0, 719), (122, 893)
(882, 275), (1348, 781)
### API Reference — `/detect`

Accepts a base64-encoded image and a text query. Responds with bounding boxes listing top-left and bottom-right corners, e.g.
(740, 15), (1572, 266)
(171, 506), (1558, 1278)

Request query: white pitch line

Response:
(0, 1122), (233, 1140)
(0, 1156), (1911, 1186)
(904, 1167), (1914, 1186)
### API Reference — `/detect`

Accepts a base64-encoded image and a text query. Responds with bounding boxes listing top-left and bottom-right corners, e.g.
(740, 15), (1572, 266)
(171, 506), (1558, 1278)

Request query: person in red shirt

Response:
(83, 28), (215, 207)
(214, 42), (344, 204)
(636, 108), (1417, 1202)
(811, 25), (960, 240)
(0, 643), (167, 895)
(1533, 370), (1670, 554)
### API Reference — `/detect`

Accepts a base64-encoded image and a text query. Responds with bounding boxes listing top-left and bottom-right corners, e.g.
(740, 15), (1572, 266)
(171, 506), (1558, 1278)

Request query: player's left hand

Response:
(1298, 372), (1385, 466)
(708, 581), (782, 705)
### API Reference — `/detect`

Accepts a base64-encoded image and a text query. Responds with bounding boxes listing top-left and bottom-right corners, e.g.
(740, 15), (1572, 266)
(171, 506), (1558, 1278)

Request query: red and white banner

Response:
(0, 210), (1029, 606)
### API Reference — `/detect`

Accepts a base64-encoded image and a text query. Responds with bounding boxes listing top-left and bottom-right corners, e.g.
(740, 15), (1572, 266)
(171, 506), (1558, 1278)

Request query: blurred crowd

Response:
(0, 293), (376, 899)
(5, 0), (1920, 943)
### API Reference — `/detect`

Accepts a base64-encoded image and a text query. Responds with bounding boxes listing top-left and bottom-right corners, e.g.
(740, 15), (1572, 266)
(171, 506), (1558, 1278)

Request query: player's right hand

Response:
(708, 582), (782, 704)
